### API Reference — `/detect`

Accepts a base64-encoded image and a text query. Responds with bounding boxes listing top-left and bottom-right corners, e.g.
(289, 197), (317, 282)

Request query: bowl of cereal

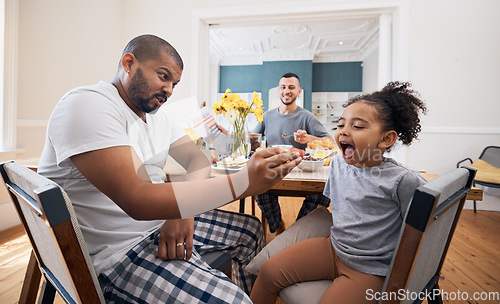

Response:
(271, 145), (293, 152)
(297, 155), (327, 172)
(306, 138), (338, 166)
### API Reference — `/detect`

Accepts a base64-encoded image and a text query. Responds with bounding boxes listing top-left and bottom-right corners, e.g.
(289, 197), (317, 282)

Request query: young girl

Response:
(250, 82), (428, 304)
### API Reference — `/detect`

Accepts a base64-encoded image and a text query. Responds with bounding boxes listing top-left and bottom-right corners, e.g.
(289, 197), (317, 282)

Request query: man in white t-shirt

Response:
(38, 34), (302, 303)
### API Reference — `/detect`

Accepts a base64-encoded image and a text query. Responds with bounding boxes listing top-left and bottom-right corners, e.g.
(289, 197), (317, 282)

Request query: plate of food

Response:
(211, 155), (249, 174)
(307, 138), (337, 151)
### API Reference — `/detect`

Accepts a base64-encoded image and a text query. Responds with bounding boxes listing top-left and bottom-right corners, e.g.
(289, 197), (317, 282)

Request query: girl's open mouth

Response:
(340, 142), (355, 159)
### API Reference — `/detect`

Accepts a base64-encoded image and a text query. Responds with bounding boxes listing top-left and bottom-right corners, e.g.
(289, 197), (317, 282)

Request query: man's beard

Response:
(280, 96), (296, 106)
(127, 68), (167, 113)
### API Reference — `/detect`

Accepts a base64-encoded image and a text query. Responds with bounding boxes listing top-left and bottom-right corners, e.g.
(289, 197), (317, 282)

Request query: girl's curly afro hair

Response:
(346, 82), (428, 151)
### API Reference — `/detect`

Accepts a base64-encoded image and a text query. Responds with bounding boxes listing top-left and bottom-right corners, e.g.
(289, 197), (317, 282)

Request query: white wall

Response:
(2, 0), (124, 230)
(404, 0), (500, 174)
(16, 0), (123, 158)
(0, 0), (4, 147)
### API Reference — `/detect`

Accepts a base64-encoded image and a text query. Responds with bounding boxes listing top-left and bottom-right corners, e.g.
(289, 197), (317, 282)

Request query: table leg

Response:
(239, 198), (245, 213)
(261, 215), (267, 243)
(251, 196), (256, 216)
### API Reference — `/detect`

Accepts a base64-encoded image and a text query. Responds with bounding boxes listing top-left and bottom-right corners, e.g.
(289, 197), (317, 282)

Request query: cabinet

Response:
(311, 92), (362, 135)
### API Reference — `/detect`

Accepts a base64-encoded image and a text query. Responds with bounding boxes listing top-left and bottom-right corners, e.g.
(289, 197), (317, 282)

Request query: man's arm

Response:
(168, 135), (211, 181)
(70, 145), (301, 220)
(70, 145), (183, 219)
(156, 135), (208, 261)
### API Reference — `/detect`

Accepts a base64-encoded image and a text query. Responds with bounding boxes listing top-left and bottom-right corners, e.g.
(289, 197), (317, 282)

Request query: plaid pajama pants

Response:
(98, 209), (264, 303)
(255, 192), (331, 232)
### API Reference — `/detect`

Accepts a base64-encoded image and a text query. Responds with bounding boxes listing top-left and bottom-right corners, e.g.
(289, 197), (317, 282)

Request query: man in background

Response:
(254, 73), (332, 233)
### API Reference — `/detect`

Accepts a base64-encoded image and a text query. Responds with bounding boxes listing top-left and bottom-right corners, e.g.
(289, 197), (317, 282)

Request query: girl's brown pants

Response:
(250, 236), (385, 304)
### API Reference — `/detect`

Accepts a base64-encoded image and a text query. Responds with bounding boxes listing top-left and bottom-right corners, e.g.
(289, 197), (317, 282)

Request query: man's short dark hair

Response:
(281, 72), (300, 83)
(122, 34), (183, 70)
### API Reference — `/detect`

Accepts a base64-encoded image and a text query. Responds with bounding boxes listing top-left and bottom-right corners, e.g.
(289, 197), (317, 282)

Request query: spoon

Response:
(316, 150), (338, 160)
(281, 134), (293, 138)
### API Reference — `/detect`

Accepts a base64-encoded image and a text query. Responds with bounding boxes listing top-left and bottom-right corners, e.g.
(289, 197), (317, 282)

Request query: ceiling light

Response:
(339, 41), (344, 45)
(238, 46), (243, 50)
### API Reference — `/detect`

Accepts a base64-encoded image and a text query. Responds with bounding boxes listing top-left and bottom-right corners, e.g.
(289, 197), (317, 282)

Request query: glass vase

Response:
(227, 118), (250, 158)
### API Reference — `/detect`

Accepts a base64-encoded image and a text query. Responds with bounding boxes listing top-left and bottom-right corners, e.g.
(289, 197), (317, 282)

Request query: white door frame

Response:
(1, 0), (18, 150)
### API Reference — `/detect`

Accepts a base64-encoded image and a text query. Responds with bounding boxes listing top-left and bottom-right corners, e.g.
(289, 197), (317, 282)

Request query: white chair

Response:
(246, 167), (476, 304)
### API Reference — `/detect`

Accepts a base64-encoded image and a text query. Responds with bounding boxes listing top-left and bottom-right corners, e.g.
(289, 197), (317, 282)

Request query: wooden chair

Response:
(247, 167), (476, 304)
(380, 166), (476, 304)
(0, 161), (105, 303)
(1, 161), (233, 303)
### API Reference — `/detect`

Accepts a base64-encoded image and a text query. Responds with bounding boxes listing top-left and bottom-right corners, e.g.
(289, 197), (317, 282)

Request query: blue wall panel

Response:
(312, 62), (363, 92)
(219, 65), (262, 93)
(218, 61), (362, 111)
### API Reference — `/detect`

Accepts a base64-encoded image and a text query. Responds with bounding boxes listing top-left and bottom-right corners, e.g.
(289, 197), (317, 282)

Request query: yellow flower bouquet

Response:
(213, 89), (264, 157)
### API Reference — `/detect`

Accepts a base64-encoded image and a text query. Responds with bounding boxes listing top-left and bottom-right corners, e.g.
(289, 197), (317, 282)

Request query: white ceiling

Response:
(210, 18), (379, 66)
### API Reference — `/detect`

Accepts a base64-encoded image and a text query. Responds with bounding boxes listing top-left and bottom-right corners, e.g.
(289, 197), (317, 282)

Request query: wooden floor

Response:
(1, 197), (499, 303)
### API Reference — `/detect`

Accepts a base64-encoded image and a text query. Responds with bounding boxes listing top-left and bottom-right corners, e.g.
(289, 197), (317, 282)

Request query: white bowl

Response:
(297, 158), (327, 172)
(271, 145), (293, 152)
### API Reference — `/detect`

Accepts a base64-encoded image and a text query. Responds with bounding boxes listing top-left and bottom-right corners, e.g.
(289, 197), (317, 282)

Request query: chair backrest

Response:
(479, 146), (500, 168)
(0, 161), (105, 303)
(380, 167), (476, 304)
